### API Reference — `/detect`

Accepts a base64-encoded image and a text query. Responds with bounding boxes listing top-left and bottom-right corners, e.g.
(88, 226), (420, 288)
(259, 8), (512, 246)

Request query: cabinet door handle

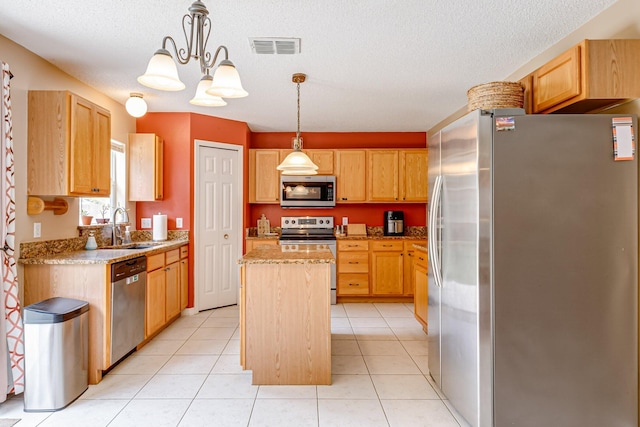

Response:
(382, 244), (392, 247)
(348, 261), (359, 264)
(418, 257), (425, 261)
(349, 283), (359, 286)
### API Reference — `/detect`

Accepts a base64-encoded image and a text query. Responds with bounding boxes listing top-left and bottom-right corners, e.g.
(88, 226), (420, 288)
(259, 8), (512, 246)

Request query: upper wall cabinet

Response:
(531, 39), (640, 114)
(367, 149), (428, 202)
(129, 133), (164, 201)
(335, 149), (367, 203)
(249, 149), (281, 203)
(28, 91), (111, 196)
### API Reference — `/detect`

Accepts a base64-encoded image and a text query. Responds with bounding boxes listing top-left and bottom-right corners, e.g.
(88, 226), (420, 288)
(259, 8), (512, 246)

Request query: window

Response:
(80, 141), (126, 224)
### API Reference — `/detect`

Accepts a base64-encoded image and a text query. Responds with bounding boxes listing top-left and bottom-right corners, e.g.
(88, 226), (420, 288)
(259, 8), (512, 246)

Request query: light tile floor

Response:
(0, 303), (469, 427)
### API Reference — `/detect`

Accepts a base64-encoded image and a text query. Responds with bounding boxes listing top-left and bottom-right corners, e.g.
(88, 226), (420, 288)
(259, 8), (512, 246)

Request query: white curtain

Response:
(1, 61), (24, 401)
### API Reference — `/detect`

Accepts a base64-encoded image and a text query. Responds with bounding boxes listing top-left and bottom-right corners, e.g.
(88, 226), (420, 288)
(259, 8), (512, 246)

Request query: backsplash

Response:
(20, 226), (189, 259)
(246, 225), (426, 238)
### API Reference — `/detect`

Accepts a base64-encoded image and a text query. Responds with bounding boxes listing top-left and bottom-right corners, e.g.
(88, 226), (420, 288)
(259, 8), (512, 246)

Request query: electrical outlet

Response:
(141, 218), (152, 228)
(342, 217), (349, 226)
(176, 218), (183, 228)
(33, 222), (41, 238)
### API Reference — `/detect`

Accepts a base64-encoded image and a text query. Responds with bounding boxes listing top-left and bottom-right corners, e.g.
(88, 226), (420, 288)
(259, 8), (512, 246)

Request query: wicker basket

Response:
(467, 81), (524, 112)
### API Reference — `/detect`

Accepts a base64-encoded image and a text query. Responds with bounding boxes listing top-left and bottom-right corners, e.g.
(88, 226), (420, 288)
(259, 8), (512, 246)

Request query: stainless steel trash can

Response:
(24, 297), (89, 412)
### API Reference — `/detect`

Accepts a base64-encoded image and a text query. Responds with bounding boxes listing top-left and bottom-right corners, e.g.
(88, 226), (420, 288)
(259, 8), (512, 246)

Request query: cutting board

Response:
(347, 223), (367, 236)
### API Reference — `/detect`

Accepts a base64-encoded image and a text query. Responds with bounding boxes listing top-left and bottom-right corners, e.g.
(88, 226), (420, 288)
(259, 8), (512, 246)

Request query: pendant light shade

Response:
(125, 93), (148, 117)
(137, 49), (186, 91)
(206, 60), (249, 98)
(276, 73), (319, 175)
(190, 75), (227, 106)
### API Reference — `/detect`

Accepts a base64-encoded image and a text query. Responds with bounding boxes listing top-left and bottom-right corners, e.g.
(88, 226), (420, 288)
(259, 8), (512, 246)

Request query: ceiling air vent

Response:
(249, 38), (301, 55)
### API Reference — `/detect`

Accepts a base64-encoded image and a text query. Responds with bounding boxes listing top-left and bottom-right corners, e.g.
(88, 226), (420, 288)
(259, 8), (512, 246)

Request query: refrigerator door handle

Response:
(429, 175), (443, 288)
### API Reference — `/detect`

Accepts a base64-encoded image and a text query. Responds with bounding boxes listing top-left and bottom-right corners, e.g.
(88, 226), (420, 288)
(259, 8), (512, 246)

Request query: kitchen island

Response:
(239, 244), (334, 385)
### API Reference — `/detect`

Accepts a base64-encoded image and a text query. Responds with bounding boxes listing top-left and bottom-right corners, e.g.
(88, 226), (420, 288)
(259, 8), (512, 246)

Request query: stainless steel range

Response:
(280, 216), (336, 304)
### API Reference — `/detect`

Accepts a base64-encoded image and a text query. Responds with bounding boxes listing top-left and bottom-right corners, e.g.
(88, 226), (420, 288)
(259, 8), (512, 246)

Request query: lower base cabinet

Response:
(413, 247), (428, 330)
(145, 245), (187, 338)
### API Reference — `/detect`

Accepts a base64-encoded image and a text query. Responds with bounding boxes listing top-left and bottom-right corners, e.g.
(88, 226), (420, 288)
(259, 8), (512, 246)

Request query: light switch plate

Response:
(342, 217), (349, 226)
(141, 218), (151, 228)
(176, 218), (183, 228)
(33, 222), (41, 238)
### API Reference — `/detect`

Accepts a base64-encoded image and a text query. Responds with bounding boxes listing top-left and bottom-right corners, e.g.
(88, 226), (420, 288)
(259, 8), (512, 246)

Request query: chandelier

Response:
(276, 73), (319, 175)
(137, 1), (248, 106)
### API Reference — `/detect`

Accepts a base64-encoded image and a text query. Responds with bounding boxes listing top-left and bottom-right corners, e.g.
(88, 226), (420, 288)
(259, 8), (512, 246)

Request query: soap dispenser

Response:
(85, 231), (97, 250)
(123, 226), (132, 244)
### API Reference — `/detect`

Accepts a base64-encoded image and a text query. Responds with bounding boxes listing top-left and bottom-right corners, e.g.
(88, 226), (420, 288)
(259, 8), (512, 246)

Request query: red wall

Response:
(250, 204), (426, 229)
(251, 132), (426, 149)
(249, 131), (428, 228)
(136, 112), (250, 308)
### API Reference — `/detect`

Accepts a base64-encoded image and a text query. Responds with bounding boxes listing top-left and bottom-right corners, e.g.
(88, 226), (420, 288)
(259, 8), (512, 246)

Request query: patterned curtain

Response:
(1, 62), (24, 401)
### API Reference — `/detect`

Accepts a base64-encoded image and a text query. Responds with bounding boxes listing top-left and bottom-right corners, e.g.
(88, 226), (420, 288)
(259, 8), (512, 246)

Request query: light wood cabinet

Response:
(370, 240), (404, 295)
(337, 240), (369, 295)
(128, 133), (163, 201)
(367, 150), (399, 201)
(400, 151), (428, 201)
(180, 246), (189, 311)
(403, 240), (426, 295)
(245, 238), (279, 253)
(518, 75), (533, 114)
(531, 39), (640, 114)
(165, 249), (181, 321)
(146, 253), (166, 338)
(249, 149), (281, 203)
(306, 150), (334, 174)
(413, 246), (428, 331)
(23, 263), (109, 385)
(335, 150), (367, 202)
(28, 90), (111, 196)
(145, 245), (187, 338)
(367, 149), (428, 202)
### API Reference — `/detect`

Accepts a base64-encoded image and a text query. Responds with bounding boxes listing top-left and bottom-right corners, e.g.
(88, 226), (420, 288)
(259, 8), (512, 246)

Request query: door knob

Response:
(224, 234), (229, 239)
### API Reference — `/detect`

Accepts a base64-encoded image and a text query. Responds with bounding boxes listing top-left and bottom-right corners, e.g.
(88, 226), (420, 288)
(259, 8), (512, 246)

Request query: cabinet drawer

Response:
(414, 250), (428, 269)
(180, 245), (189, 259)
(165, 249), (180, 265)
(338, 274), (370, 295)
(338, 253), (369, 273)
(147, 253), (165, 272)
(338, 240), (369, 251)
(370, 241), (403, 251)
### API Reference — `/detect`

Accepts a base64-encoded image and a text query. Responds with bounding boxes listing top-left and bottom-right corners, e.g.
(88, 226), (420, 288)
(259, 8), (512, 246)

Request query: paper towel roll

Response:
(153, 213), (167, 241)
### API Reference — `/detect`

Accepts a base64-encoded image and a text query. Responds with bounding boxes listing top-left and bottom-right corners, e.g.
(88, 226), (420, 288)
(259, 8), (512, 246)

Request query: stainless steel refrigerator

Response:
(427, 109), (638, 427)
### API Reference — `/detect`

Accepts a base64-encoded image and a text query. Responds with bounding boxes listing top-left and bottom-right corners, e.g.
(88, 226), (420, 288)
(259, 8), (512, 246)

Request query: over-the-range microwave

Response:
(280, 175), (336, 208)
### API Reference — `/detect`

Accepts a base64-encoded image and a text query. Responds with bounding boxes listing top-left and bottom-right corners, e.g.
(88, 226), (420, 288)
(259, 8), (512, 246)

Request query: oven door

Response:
(278, 239), (337, 304)
(280, 176), (336, 208)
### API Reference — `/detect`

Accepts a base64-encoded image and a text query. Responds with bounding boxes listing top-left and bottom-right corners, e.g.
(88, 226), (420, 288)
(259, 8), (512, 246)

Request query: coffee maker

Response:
(384, 210), (404, 236)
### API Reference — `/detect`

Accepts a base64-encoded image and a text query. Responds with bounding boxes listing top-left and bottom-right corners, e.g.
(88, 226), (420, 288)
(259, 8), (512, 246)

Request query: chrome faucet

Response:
(112, 207), (130, 245)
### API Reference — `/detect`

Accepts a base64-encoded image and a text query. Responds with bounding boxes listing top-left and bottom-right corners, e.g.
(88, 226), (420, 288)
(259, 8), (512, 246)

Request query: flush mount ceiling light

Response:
(137, 1), (248, 105)
(277, 73), (319, 176)
(125, 93), (148, 117)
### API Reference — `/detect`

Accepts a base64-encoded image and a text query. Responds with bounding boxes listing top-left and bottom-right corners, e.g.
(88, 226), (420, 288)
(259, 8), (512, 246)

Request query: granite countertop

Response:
(19, 239), (189, 265)
(413, 243), (428, 252)
(239, 244), (335, 265)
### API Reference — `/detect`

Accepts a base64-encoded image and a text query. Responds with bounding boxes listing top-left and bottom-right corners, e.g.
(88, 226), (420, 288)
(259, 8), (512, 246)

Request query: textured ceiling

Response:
(0, 0), (618, 132)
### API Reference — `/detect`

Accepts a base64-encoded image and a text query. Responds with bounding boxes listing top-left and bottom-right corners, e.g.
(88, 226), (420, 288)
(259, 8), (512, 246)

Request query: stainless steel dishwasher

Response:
(111, 256), (146, 364)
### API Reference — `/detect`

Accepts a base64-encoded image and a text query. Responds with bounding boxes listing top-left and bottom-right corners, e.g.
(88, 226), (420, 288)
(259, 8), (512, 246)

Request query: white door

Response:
(196, 142), (242, 310)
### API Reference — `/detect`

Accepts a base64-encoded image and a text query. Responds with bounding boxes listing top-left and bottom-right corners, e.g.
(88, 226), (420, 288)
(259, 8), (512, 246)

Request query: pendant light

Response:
(277, 73), (319, 175)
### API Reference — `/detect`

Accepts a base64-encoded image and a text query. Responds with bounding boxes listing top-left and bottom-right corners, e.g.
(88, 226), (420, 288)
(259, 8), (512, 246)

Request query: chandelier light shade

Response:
(207, 60), (249, 98)
(277, 73), (319, 175)
(125, 93), (148, 117)
(190, 74), (227, 106)
(137, 49), (185, 91)
(137, 1), (247, 105)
